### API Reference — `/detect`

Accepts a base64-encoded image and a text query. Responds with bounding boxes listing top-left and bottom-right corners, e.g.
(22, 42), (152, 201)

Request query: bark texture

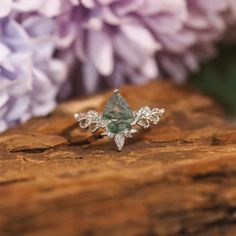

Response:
(0, 81), (236, 236)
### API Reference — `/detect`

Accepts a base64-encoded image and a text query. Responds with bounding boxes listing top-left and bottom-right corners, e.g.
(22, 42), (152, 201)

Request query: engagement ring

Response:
(74, 89), (165, 151)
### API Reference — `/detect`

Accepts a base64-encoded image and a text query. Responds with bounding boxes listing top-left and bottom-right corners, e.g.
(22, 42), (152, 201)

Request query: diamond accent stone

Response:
(132, 107), (165, 128)
(114, 133), (125, 151)
(74, 110), (105, 132)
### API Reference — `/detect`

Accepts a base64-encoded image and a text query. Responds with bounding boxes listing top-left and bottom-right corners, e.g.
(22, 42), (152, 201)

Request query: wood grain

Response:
(0, 81), (236, 236)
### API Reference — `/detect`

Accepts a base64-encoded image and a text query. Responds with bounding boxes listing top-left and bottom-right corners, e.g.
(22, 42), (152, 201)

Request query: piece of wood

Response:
(0, 81), (236, 236)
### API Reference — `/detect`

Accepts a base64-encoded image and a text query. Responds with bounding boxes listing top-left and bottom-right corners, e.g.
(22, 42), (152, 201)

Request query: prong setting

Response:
(113, 88), (119, 94)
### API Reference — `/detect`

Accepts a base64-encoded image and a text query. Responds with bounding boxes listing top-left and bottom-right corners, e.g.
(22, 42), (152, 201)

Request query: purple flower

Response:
(158, 0), (229, 83)
(57, 0), (235, 92)
(0, 0), (12, 17)
(1, 0), (236, 133)
(58, 0), (187, 92)
(0, 14), (67, 132)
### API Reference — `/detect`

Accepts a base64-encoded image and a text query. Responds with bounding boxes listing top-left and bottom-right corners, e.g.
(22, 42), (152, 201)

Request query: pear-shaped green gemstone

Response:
(103, 91), (133, 134)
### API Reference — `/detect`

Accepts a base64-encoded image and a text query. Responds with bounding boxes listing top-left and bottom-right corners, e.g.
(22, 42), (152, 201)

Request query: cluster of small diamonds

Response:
(132, 107), (165, 128)
(74, 110), (106, 132)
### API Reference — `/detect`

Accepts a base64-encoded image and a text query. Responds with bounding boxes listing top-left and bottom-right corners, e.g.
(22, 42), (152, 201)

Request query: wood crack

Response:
(0, 81), (235, 235)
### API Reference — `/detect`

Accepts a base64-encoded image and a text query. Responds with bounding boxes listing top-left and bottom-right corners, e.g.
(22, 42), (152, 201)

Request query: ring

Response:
(74, 89), (165, 151)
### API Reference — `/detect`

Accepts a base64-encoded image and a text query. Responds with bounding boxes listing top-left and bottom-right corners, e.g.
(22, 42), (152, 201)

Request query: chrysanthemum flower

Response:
(1, 0), (236, 132)
(58, 0), (234, 91)
(0, 13), (67, 132)
(158, 0), (229, 83)
(58, 0), (187, 92)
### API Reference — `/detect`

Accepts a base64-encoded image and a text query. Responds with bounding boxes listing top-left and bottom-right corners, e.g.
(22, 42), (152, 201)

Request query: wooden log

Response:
(0, 81), (236, 236)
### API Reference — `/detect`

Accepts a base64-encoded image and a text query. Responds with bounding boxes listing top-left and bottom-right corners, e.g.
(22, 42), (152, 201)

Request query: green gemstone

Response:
(107, 121), (132, 134)
(103, 91), (133, 134)
(118, 122), (132, 131)
(107, 122), (119, 133)
(103, 92), (133, 120)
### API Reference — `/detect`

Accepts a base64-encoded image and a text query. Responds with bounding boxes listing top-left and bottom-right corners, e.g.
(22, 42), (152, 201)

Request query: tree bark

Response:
(0, 81), (236, 236)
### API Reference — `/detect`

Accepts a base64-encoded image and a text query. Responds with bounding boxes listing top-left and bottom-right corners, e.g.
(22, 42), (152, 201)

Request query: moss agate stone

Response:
(103, 92), (133, 134)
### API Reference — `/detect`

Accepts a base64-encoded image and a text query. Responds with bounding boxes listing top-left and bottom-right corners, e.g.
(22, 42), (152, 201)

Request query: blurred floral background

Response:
(0, 0), (236, 132)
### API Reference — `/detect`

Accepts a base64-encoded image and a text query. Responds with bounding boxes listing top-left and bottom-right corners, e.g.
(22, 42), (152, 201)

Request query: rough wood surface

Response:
(0, 81), (236, 236)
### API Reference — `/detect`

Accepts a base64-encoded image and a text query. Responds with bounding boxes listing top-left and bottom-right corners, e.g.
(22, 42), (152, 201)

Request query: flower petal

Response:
(88, 30), (114, 76)
(82, 59), (99, 94)
(0, 0), (12, 17)
(121, 22), (161, 53)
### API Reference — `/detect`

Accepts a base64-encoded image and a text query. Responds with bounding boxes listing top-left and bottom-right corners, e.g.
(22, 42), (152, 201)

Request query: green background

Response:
(190, 44), (236, 116)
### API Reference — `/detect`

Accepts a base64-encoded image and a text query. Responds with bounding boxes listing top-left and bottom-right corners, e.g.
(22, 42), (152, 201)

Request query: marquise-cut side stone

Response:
(103, 92), (133, 134)
(114, 133), (125, 151)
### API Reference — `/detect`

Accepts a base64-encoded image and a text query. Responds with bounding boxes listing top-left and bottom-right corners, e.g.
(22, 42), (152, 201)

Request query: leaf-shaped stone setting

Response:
(74, 110), (105, 132)
(132, 106), (165, 128)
